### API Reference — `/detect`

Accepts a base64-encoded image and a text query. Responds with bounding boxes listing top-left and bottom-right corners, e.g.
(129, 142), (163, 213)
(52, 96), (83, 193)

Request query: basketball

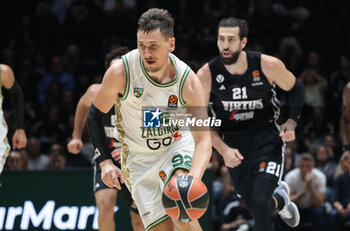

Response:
(162, 175), (209, 222)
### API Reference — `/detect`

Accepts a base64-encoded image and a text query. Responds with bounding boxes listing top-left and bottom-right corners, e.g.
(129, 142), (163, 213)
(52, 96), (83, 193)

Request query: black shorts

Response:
(93, 162), (138, 213)
(223, 126), (285, 196)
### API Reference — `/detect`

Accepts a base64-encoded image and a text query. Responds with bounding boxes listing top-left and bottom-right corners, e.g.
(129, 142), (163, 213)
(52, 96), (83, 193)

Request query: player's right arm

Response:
(87, 60), (126, 189)
(340, 83), (350, 158)
(197, 64), (243, 168)
(1, 64), (27, 149)
(68, 84), (100, 154)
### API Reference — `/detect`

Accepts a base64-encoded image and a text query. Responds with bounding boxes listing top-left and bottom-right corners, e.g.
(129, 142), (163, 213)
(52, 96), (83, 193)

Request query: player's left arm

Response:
(1, 64), (27, 149)
(261, 55), (305, 141)
(183, 70), (212, 179)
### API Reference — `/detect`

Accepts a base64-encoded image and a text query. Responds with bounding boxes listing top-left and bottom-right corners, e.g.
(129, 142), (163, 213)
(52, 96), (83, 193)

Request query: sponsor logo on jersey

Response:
(219, 84), (226, 90)
(167, 95), (178, 109)
(134, 87), (143, 98)
(229, 111), (254, 121)
(108, 139), (121, 149)
(221, 99), (264, 112)
(172, 131), (182, 142)
(216, 74), (225, 83)
(141, 125), (180, 138)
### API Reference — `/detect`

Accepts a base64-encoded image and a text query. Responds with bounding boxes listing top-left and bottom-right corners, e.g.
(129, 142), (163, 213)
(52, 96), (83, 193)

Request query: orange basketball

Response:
(162, 175), (209, 222)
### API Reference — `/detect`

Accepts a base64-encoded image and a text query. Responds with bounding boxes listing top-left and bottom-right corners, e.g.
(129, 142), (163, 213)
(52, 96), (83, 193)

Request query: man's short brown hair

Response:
(137, 8), (174, 39)
(299, 153), (315, 164)
(218, 17), (249, 40)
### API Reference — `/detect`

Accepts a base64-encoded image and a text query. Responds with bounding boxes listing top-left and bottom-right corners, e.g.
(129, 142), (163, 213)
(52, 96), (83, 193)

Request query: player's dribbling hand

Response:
(280, 119), (297, 142)
(222, 148), (244, 168)
(100, 159), (125, 190)
(67, 138), (83, 154)
(111, 148), (121, 163)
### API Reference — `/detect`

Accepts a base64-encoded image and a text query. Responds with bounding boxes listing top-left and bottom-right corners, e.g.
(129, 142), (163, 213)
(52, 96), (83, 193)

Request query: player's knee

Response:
(130, 211), (144, 230)
(97, 198), (115, 216)
(174, 221), (189, 230)
(173, 220), (201, 231)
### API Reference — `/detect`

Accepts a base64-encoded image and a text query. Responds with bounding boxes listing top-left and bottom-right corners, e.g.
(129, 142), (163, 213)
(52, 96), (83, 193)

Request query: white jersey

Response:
(0, 67), (10, 173)
(114, 49), (194, 154)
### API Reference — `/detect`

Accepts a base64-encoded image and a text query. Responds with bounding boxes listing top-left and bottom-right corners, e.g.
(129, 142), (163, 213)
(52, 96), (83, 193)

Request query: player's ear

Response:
(241, 37), (247, 49)
(168, 37), (175, 53)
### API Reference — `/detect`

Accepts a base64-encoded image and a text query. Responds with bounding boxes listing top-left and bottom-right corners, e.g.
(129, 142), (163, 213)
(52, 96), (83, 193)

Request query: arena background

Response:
(1, 0), (350, 230)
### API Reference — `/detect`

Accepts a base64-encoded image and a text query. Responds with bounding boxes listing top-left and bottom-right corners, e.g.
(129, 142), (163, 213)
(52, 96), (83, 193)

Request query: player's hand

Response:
(173, 168), (190, 178)
(280, 119), (297, 142)
(100, 159), (125, 190)
(67, 138), (83, 154)
(222, 147), (244, 168)
(111, 148), (121, 163)
(12, 129), (27, 149)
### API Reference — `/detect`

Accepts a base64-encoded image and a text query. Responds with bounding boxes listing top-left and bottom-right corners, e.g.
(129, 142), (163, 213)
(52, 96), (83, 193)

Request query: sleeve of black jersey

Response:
(6, 80), (25, 129)
(287, 79), (305, 123)
(87, 104), (112, 165)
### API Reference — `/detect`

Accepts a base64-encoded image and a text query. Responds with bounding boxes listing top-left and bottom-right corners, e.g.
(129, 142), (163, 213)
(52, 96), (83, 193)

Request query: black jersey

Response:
(209, 50), (280, 133)
(103, 107), (120, 152)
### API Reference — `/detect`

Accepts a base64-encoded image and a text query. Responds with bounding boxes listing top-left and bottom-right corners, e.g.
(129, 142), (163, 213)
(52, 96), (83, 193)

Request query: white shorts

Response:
(122, 135), (194, 230)
(0, 136), (10, 174)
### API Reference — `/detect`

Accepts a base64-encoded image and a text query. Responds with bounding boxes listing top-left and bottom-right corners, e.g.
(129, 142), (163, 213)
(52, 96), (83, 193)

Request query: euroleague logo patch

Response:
(159, 170), (167, 181)
(252, 69), (263, 86)
(259, 161), (266, 172)
(168, 95), (178, 109)
(252, 70), (260, 78)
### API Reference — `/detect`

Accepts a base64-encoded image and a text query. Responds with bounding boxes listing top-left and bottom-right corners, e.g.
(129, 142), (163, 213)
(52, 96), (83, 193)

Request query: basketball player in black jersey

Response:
(67, 47), (145, 231)
(197, 18), (304, 231)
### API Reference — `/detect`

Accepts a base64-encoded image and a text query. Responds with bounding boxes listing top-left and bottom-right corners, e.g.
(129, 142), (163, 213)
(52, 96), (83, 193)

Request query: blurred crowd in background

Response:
(2, 0), (350, 230)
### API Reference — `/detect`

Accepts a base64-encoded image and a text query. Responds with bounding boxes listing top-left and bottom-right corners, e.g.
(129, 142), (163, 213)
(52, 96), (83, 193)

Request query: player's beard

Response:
(146, 65), (161, 73)
(144, 58), (162, 73)
(219, 47), (241, 65)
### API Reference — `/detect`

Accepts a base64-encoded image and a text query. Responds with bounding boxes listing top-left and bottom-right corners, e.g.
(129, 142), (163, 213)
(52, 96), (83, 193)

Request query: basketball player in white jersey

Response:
(0, 64), (27, 174)
(67, 47), (144, 231)
(87, 8), (212, 231)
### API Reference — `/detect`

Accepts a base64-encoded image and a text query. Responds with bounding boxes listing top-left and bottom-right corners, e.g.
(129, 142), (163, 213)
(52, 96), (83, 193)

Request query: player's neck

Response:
(224, 51), (247, 76)
(148, 58), (176, 84)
